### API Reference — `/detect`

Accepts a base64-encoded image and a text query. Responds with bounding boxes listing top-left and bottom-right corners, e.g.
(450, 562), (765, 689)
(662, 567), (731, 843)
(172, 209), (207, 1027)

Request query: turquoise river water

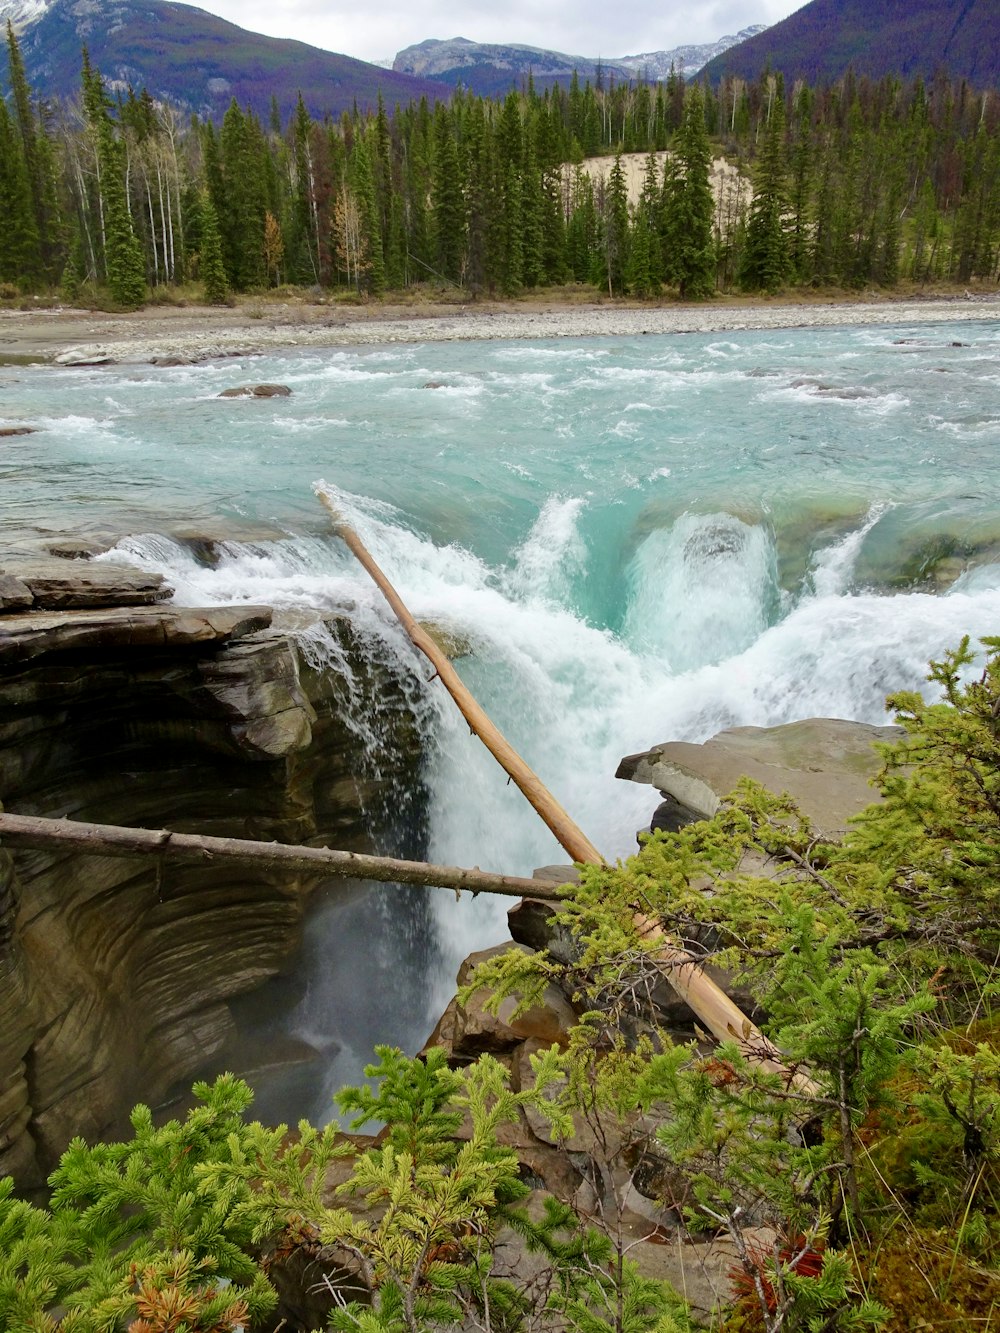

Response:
(3, 318), (1000, 1117)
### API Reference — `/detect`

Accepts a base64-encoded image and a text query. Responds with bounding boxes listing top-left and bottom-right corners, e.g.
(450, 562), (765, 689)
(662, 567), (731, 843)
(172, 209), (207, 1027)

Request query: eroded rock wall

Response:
(0, 568), (425, 1183)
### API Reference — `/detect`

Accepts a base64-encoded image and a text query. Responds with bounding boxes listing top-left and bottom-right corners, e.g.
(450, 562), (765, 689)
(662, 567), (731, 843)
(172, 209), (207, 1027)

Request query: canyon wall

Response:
(0, 562), (424, 1184)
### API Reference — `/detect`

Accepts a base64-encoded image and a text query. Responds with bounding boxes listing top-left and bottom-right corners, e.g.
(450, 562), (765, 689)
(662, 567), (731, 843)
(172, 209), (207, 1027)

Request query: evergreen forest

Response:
(2, 20), (1000, 309)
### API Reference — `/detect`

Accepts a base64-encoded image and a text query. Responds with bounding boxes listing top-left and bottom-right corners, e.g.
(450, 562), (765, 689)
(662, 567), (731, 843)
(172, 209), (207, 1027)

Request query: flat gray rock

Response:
(618, 717), (903, 838)
(0, 605), (273, 664)
(54, 350), (115, 366)
(0, 561), (170, 611)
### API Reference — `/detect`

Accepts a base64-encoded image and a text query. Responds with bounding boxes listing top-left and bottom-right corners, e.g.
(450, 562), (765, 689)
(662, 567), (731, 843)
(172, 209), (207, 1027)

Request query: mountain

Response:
(614, 27), (769, 80)
(700, 0), (1000, 86)
(392, 37), (634, 96)
(2, 0), (49, 27)
(392, 27), (769, 95)
(1, 0), (451, 122)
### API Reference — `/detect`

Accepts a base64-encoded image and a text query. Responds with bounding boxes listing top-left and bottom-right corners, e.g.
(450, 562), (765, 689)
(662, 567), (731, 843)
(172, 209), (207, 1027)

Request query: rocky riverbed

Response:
(1, 292), (999, 366)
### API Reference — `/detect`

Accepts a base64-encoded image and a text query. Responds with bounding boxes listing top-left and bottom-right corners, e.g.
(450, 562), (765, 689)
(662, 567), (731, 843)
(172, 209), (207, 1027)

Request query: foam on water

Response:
(622, 513), (779, 671)
(810, 502), (891, 598)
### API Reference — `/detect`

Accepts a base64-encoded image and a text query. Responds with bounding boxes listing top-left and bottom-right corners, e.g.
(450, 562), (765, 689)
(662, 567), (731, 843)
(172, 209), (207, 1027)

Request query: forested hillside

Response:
(1, 22), (999, 309)
(702, 0), (1000, 88)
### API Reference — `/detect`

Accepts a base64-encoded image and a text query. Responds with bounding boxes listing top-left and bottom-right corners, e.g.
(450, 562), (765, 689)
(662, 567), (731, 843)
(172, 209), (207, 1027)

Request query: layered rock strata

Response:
(0, 561), (425, 1184)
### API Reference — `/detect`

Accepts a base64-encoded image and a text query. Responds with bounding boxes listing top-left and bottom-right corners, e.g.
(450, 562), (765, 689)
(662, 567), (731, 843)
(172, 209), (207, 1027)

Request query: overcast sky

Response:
(188, 0), (805, 66)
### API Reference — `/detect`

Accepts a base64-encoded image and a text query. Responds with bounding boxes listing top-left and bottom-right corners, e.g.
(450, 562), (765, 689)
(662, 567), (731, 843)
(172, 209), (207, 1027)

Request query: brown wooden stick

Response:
(317, 486), (819, 1093)
(0, 811), (562, 901)
(316, 487), (605, 867)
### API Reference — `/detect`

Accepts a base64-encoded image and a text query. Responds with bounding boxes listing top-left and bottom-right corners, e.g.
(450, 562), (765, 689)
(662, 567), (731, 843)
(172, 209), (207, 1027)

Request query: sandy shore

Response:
(1, 293), (999, 364)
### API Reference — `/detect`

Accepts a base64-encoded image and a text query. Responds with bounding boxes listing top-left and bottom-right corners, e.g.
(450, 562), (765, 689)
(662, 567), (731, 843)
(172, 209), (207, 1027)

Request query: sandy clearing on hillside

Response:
(576, 151), (748, 225)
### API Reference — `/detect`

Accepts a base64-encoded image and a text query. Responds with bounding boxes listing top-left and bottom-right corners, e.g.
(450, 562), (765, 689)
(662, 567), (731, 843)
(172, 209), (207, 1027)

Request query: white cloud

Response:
(195, 0), (804, 65)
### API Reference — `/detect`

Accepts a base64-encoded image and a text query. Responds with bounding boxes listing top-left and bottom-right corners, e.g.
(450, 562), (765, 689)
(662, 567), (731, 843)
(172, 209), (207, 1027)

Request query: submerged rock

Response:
(418, 619), (474, 660)
(0, 425), (35, 437)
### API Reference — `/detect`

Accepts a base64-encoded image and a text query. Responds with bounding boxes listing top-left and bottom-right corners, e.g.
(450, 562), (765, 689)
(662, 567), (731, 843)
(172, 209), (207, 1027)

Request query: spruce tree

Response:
(81, 52), (146, 309)
(199, 191), (229, 303)
(286, 96), (318, 283)
(0, 97), (39, 286)
(601, 154), (630, 296)
(566, 167), (597, 282)
(521, 132), (546, 287)
(627, 150), (661, 297)
(464, 99), (493, 297)
(352, 134), (385, 295)
(219, 100), (268, 289)
(495, 95), (525, 294)
(384, 191), (407, 290)
(667, 87), (716, 299)
(431, 104), (464, 283)
(738, 78), (790, 293)
(5, 21), (51, 282)
(788, 83), (815, 282)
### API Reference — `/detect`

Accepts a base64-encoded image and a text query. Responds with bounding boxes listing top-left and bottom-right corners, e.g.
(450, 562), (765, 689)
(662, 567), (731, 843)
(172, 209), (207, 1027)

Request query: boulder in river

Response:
(218, 383), (292, 398)
(617, 716), (902, 840)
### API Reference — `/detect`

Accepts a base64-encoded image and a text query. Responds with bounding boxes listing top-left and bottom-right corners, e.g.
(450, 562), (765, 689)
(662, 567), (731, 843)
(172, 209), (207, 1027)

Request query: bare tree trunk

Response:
(155, 154), (171, 282)
(0, 811), (559, 901)
(145, 170), (159, 283)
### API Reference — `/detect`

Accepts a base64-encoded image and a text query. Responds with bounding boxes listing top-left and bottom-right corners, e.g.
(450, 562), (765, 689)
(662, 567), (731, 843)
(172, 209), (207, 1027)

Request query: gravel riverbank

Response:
(1, 293), (999, 365)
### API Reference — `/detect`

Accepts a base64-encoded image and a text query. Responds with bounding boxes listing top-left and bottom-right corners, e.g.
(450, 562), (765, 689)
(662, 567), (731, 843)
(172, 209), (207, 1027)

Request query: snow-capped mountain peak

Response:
(0, 0), (53, 32)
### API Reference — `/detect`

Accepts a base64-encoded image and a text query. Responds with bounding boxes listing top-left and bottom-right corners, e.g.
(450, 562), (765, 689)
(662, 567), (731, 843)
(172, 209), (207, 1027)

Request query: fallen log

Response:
(315, 486), (603, 867)
(316, 485), (819, 1093)
(0, 811), (562, 902)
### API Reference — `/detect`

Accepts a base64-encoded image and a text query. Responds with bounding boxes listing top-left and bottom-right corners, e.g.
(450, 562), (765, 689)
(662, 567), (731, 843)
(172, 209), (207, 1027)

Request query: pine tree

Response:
(352, 133), (385, 295)
(600, 153), (630, 297)
(666, 87), (716, 299)
(198, 191), (228, 303)
(81, 52), (146, 309)
(0, 97), (39, 286)
(739, 78), (790, 293)
(431, 104), (464, 283)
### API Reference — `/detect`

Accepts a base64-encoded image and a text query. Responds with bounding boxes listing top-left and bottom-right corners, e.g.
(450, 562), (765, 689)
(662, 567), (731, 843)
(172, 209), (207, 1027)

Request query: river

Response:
(4, 318), (1000, 1118)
